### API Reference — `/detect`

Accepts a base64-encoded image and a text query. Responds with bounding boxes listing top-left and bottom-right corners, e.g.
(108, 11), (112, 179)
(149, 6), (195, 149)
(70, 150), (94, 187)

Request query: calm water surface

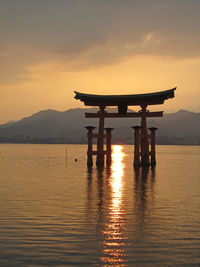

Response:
(0, 144), (199, 266)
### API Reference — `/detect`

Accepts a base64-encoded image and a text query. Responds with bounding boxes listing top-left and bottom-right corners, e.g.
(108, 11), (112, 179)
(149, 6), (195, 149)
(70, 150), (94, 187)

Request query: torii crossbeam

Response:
(74, 88), (176, 167)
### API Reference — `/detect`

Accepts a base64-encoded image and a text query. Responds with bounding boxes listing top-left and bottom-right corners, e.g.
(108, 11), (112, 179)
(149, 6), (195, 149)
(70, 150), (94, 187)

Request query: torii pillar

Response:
(96, 106), (105, 166)
(140, 105), (150, 166)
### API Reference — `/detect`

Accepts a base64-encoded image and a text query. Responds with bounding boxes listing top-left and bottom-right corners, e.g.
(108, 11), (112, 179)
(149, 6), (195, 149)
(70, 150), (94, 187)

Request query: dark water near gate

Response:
(0, 144), (199, 266)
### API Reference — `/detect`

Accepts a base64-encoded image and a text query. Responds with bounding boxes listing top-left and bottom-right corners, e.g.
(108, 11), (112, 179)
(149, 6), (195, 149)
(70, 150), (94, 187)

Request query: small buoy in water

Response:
(75, 158), (78, 162)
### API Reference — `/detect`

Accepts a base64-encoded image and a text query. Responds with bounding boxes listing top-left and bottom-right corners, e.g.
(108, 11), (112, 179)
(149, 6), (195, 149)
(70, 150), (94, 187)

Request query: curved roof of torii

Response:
(74, 87), (176, 106)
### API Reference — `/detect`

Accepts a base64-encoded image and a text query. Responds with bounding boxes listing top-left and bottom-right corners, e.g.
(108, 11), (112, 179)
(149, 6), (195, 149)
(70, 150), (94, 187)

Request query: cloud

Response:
(0, 0), (200, 84)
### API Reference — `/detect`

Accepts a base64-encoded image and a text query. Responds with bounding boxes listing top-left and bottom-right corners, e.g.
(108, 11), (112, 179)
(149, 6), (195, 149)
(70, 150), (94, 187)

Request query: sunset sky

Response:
(0, 0), (200, 123)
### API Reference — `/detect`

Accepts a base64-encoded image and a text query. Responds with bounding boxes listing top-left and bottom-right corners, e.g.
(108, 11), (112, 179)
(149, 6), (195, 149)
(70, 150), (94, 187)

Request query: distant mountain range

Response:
(0, 108), (199, 145)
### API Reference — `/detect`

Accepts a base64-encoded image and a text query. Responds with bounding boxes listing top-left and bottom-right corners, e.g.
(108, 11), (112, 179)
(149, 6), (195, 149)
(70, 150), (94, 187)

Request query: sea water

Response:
(0, 144), (199, 266)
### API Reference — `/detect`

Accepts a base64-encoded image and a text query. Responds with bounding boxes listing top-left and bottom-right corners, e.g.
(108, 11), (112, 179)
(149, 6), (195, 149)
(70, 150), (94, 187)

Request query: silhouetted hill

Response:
(0, 108), (199, 145)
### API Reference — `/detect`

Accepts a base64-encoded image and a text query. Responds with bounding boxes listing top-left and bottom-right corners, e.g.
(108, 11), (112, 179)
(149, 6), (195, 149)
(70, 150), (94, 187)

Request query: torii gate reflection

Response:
(74, 88), (176, 167)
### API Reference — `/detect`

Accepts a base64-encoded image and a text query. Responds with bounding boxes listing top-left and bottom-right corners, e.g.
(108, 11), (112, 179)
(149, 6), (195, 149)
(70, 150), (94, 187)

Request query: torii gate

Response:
(74, 88), (176, 167)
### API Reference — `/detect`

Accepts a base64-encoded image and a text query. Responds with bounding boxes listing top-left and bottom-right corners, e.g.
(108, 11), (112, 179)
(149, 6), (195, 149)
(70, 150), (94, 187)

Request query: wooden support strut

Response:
(148, 127), (158, 166)
(105, 128), (113, 166)
(85, 126), (96, 167)
(132, 126), (141, 167)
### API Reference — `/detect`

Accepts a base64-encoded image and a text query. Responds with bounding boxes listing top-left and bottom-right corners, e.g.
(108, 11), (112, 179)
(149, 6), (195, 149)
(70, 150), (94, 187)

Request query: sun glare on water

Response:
(111, 145), (125, 209)
(101, 145), (127, 265)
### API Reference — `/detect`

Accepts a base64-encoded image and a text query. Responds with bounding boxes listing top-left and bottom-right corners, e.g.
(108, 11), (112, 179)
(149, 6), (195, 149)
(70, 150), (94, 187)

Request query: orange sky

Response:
(0, 0), (200, 123)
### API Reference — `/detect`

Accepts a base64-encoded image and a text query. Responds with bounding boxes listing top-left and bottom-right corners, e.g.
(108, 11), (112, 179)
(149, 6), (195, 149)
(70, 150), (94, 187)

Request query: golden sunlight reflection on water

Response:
(101, 145), (128, 265)
(111, 145), (125, 211)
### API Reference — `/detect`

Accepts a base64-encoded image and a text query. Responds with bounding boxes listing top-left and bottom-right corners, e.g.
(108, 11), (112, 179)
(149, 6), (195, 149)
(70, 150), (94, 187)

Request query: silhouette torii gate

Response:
(74, 88), (176, 167)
